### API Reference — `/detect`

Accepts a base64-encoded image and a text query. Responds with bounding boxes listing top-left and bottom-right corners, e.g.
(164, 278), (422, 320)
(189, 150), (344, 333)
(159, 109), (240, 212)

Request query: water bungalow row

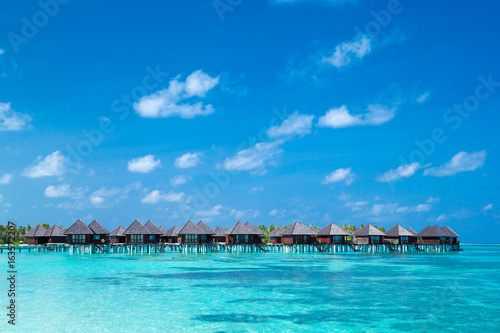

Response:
(22, 219), (461, 253)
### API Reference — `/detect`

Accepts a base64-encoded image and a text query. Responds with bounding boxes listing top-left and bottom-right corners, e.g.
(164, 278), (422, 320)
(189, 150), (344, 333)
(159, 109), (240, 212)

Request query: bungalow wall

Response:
(91, 234), (108, 244)
(270, 237), (281, 244)
(125, 234), (148, 244)
(213, 236), (225, 243)
(419, 237), (444, 245)
(26, 237), (47, 245)
(282, 235), (313, 245)
(145, 235), (161, 244)
(109, 236), (126, 244)
(354, 236), (383, 245)
(225, 235), (260, 244)
(180, 234), (210, 244)
(67, 234), (93, 245)
(46, 236), (66, 244)
(317, 236), (346, 244)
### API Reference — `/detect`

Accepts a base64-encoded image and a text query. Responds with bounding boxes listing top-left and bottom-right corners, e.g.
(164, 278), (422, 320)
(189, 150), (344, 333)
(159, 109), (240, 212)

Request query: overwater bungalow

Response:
(417, 225), (449, 245)
(197, 221), (215, 238)
(64, 219), (94, 244)
(280, 222), (316, 244)
(440, 226), (460, 245)
(316, 223), (350, 244)
(144, 220), (163, 243)
(88, 220), (109, 244)
(385, 224), (417, 244)
(268, 227), (283, 244)
(24, 225), (48, 245)
(352, 224), (386, 244)
(44, 225), (66, 243)
(109, 225), (126, 244)
(164, 226), (180, 243)
(213, 226), (226, 243)
(225, 221), (262, 244)
(158, 226), (169, 243)
(123, 220), (151, 244)
(178, 220), (213, 244)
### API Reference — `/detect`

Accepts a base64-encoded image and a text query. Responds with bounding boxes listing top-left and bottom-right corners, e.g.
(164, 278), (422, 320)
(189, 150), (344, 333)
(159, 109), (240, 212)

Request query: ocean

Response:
(1, 244), (499, 332)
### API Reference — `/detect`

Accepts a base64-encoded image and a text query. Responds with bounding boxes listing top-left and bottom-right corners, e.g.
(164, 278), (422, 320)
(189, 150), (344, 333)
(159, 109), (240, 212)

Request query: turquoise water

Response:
(1, 244), (499, 332)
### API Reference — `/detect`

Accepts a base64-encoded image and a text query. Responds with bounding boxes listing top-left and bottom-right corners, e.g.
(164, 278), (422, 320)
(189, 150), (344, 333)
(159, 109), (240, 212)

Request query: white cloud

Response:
(426, 197), (440, 204)
(196, 204), (223, 217)
(317, 104), (395, 128)
(229, 208), (260, 220)
(23, 151), (66, 178)
(415, 204), (432, 212)
(44, 184), (71, 198)
(141, 190), (184, 204)
(436, 214), (447, 222)
(90, 187), (125, 206)
(170, 175), (191, 186)
(322, 34), (371, 68)
(175, 152), (202, 169)
(484, 204), (493, 211)
(0, 102), (32, 131)
(0, 173), (13, 184)
(127, 155), (161, 173)
(416, 92), (430, 103)
(424, 151), (486, 177)
(266, 111), (315, 139)
(345, 201), (369, 211)
(269, 208), (287, 217)
(376, 162), (422, 182)
(370, 203), (398, 216)
(0, 49), (4, 55)
(127, 154), (161, 173)
(249, 187), (264, 194)
(222, 141), (283, 172)
(321, 168), (354, 185)
(396, 206), (409, 213)
(134, 70), (219, 119)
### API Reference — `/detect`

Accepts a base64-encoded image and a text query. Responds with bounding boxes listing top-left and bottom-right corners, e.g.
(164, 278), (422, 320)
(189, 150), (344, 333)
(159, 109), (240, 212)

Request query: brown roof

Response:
(281, 222), (316, 236)
(197, 221), (215, 235)
(45, 225), (65, 237)
(178, 220), (206, 235)
(25, 225), (47, 237)
(64, 219), (94, 235)
(123, 220), (151, 235)
(88, 220), (109, 235)
(317, 223), (350, 236)
(418, 225), (448, 237)
(352, 224), (386, 237)
(385, 224), (415, 237)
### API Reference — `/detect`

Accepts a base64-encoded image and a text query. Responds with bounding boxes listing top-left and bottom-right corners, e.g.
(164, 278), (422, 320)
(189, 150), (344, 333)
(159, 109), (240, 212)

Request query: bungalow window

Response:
(186, 234), (197, 243)
(370, 236), (380, 244)
(333, 236), (341, 243)
(131, 235), (143, 243)
(401, 236), (408, 243)
(72, 235), (84, 243)
(296, 235), (307, 243)
(149, 235), (155, 240)
(93, 235), (100, 241)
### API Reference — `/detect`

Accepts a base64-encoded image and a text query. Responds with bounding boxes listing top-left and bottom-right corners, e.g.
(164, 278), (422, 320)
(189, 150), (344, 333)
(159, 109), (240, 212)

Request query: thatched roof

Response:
(245, 222), (264, 235)
(45, 225), (65, 237)
(418, 225), (447, 237)
(178, 220), (206, 235)
(144, 220), (163, 235)
(64, 219), (94, 235)
(123, 220), (151, 235)
(159, 226), (169, 236)
(213, 226), (226, 236)
(88, 220), (109, 235)
(109, 225), (126, 236)
(166, 226), (180, 237)
(25, 225), (47, 237)
(385, 224), (415, 237)
(352, 224), (386, 237)
(441, 226), (460, 238)
(281, 222), (316, 236)
(197, 221), (215, 235)
(225, 221), (261, 235)
(407, 227), (418, 236)
(268, 227), (283, 237)
(317, 223), (350, 236)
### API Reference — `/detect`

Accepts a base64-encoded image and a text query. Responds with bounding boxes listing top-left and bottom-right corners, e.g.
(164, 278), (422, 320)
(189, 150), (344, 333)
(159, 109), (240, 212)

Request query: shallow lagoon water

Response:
(1, 244), (499, 332)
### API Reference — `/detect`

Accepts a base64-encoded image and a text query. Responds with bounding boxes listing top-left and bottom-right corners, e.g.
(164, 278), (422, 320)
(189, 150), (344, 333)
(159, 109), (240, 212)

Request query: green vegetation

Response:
(0, 224), (28, 245)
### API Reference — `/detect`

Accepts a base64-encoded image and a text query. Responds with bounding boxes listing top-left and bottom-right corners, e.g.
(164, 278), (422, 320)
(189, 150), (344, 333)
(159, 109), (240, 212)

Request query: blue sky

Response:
(1, 0), (499, 243)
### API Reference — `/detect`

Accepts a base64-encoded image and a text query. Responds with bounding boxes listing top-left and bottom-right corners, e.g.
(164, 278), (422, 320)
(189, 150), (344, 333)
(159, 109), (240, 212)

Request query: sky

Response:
(1, 0), (500, 243)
